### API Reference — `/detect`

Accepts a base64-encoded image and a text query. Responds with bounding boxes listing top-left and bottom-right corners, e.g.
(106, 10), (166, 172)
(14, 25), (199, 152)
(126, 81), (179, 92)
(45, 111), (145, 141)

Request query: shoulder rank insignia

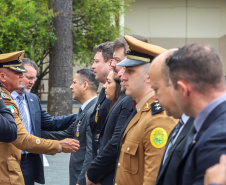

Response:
(6, 105), (15, 113)
(1, 92), (11, 100)
(144, 103), (150, 110)
(150, 127), (168, 148)
(151, 100), (163, 115)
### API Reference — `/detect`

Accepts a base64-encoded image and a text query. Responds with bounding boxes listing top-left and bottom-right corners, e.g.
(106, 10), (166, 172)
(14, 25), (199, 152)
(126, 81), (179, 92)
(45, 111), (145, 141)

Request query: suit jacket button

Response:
(127, 147), (130, 152)
(118, 163), (120, 168)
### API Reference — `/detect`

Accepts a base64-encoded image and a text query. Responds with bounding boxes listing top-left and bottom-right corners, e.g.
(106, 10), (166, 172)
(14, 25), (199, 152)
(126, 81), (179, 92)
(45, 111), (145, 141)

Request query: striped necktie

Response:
(17, 94), (29, 131)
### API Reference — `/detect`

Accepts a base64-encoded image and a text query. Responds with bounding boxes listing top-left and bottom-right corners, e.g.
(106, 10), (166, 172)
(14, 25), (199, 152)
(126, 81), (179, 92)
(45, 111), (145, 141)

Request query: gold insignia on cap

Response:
(127, 55), (151, 63)
(150, 127), (168, 148)
(125, 40), (131, 52)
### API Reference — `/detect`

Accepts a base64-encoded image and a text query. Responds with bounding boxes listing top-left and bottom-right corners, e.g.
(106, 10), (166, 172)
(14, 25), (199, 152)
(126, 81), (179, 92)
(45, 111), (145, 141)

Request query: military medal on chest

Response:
(95, 104), (100, 123)
(76, 121), (81, 137)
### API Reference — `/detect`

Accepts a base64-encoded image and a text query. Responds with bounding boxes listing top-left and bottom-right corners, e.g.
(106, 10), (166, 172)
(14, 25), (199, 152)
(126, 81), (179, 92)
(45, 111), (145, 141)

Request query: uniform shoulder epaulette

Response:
(151, 101), (163, 115)
(1, 92), (11, 100)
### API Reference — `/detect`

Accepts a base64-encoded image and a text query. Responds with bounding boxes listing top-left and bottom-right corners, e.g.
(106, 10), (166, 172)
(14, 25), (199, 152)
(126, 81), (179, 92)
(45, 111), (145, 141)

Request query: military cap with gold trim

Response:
(117, 35), (167, 67)
(0, 50), (27, 72)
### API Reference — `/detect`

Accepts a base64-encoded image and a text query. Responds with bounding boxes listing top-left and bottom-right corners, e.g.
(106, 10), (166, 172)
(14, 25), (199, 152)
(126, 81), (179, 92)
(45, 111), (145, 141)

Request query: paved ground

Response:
(35, 153), (71, 185)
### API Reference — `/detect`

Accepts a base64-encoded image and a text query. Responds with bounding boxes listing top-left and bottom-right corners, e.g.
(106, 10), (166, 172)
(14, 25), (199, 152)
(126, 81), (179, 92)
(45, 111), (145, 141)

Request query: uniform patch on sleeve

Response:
(151, 101), (163, 115)
(6, 105), (15, 113)
(150, 127), (168, 148)
(1, 92), (11, 100)
(36, 139), (41, 144)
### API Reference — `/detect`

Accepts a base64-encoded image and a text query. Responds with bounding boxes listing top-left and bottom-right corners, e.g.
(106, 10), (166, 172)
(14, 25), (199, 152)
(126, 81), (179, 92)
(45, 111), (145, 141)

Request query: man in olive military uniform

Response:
(114, 36), (177, 185)
(0, 51), (80, 185)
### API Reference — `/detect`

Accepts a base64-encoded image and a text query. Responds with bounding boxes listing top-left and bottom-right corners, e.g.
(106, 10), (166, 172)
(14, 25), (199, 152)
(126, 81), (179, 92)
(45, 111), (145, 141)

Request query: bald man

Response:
(149, 49), (194, 185)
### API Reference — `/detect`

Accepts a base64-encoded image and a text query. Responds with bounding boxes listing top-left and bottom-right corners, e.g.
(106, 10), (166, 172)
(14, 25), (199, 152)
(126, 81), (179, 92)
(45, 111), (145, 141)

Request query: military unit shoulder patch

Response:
(150, 127), (168, 148)
(151, 100), (163, 115)
(1, 92), (11, 100)
(6, 105), (15, 113)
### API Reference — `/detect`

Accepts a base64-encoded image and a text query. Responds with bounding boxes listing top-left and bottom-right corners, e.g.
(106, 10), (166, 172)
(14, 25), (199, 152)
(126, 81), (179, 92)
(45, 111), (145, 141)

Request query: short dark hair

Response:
(77, 68), (99, 92)
(109, 76), (122, 111)
(166, 43), (224, 93)
(113, 34), (148, 54)
(22, 58), (38, 72)
(93, 41), (114, 62)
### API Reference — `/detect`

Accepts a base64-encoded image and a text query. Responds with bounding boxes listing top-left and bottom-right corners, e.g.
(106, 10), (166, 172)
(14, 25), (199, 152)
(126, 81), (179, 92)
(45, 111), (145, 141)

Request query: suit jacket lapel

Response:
(73, 97), (97, 132)
(96, 88), (106, 106)
(182, 101), (226, 161)
(99, 94), (126, 135)
(158, 117), (194, 178)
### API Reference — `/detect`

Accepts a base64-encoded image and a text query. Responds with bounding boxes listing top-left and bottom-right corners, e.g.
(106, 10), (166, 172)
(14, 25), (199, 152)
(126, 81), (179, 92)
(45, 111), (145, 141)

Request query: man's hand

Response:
(204, 154), (226, 185)
(85, 172), (101, 185)
(58, 138), (80, 153)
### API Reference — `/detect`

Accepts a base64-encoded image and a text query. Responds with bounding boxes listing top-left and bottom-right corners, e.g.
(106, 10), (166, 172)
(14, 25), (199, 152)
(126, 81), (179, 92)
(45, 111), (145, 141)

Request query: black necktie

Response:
(77, 107), (82, 117)
(163, 119), (184, 164)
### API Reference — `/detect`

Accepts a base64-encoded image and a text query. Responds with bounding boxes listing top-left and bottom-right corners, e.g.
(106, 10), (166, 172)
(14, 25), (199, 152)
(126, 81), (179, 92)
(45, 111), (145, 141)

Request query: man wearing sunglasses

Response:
(11, 58), (77, 185)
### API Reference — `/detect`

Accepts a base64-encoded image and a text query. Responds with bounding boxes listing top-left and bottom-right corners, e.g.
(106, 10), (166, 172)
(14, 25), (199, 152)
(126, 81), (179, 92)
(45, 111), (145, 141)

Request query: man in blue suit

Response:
(11, 58), (77, 185)
(166, 43), (226, 185)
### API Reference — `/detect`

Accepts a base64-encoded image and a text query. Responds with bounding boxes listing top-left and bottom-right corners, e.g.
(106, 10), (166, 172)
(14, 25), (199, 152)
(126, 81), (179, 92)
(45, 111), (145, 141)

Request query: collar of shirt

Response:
(181, 114), (190, 124)
(11, 91), (24, 100)
(136, 91), (155, 112)
(80, 96), (97, 111)
(194, 94), (226, 133)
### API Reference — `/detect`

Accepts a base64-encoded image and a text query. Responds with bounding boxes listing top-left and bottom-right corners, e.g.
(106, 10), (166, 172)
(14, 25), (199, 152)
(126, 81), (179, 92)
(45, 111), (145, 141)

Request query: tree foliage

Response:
(0, 0), (133, 95)
(0, 0), (56, 94)
(73, 0), (132, 65)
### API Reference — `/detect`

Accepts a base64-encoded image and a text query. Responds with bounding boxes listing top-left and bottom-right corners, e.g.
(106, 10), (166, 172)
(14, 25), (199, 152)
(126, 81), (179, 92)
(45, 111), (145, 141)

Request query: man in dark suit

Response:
(0, 95), (17, 142)
(42, 68), (99, 185)
(86, 35), (148, 185)
(166, 43), (226, 185)
(149, 49), (194, 185)
(89, 42), (114, 159)
(11, 58), (77, 185)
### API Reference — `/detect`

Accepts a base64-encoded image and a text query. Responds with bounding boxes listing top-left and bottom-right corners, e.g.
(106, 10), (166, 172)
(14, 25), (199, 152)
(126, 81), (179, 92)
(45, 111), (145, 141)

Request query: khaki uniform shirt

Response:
(0, 88), (59, 185)
(115, 93), (177, 185)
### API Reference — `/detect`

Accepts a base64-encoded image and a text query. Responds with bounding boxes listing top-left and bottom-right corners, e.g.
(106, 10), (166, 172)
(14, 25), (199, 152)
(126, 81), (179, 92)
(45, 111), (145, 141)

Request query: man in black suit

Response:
(42, 68), (99, 185)
(89, 42), (114, 159)
(166, 43), (226, 185)
(149, 49), (194, 185)
(86, 34), (149, 185)
(11, 58), (77, 185)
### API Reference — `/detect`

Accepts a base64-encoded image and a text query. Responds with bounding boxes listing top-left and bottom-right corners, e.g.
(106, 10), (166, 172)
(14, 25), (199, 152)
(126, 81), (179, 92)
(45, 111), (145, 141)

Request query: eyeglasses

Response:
(24, 75), (37, 82)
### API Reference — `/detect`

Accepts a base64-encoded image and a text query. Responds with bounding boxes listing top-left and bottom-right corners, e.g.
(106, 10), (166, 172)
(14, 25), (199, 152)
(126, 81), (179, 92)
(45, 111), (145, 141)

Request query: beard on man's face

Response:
(19, 85), (32, 94)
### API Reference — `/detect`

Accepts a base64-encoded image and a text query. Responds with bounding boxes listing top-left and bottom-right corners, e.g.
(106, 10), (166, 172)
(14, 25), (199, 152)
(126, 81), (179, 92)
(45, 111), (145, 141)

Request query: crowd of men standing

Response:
(0, 33), (226, 185)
